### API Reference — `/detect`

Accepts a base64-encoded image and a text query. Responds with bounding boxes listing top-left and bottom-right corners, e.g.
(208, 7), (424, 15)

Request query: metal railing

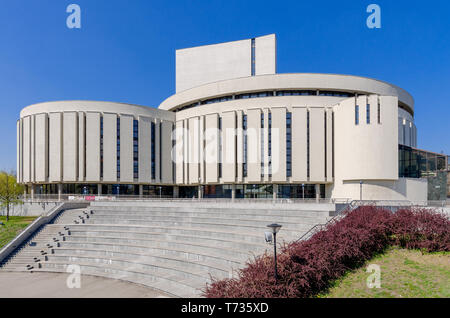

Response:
(352, 199), (449, 208)
(295, 200), (356, 242)
(20, 194), (351, 205)
(19, 194), (449, 207)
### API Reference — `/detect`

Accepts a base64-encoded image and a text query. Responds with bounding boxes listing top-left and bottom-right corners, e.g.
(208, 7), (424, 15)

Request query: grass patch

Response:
(321, 247), (450, 298)
(0, 216), (37, 249)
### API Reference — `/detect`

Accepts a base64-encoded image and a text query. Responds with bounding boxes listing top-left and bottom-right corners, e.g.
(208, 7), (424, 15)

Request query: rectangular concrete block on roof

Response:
(176, 34), (276, 93)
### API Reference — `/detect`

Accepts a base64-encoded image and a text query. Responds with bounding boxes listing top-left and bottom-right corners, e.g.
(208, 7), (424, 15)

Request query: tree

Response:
(0, 171), (23, 222)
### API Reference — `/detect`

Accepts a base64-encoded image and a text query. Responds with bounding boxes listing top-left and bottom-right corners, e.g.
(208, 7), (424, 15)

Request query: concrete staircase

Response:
(0, 201), (333, 297)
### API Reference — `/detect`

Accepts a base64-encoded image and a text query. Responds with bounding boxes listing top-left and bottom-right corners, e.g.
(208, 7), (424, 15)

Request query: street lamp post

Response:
(267, 223), (282, 283)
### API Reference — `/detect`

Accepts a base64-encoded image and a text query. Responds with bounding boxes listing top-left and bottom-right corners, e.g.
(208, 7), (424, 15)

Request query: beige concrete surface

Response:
(0, 272), (171, 298)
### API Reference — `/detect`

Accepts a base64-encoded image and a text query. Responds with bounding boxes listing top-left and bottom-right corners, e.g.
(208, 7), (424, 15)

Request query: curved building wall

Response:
(17, 101), (175, 187)
(173, 95), (340, 186)
(167, 74), (417, 192)
(159, 73), (415, 115)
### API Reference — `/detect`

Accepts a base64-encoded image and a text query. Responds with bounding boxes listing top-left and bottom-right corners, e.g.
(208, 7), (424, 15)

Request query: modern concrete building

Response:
(16, 34), (447, 201)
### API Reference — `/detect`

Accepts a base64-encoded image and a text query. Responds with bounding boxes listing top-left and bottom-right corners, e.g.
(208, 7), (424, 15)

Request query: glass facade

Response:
(399, 145), (447, 178)
(277, 184), (324, 199)
(204, 185), (233, 198)
(399, 145), (448, 200)
(201, 96), (232, 105)
(236, 91), (274, 99)
(277, 90), (317, 96)
(179, 186), (198, 198)
(319, 91), (353, 97)
(241, 184), (273, 198)
(174, 90), (357, 112)
(261, 113), (264, 177)
(142, 185), (173, 197)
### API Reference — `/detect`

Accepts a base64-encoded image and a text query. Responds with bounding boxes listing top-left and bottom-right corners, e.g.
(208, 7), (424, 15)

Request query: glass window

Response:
(243, 115), (247, 178)
(286, 112), (292, 177)
(307, 111), (310, 178)
(377, 102), (381, 124)
(268, 112), (272, 177)
(218, 117), (222, 178)
(151, 122), (156, 179)
(116, 117), (120, 179)
(261, 113), (264, 177)
(133, 120), (139, 179)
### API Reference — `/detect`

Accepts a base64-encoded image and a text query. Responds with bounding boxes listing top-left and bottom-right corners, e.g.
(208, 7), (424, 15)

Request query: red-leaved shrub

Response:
(203, 206), (449, 298)
(390, 208), (450, 252)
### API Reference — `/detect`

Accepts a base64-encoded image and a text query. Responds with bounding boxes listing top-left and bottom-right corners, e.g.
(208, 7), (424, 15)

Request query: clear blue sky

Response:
(0, 0), (449, 171)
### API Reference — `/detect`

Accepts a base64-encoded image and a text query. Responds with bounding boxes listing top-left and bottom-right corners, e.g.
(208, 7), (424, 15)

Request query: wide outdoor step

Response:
(52, 209), (90, 223)
(65, 226), (298, 244)
(32, 263), (204, 298)
(65, 234), (268, 254)
(57, 240), (262, 262)
(77, 220), (308, 237)
(49, 247), (242, 272)
(91, 206), (331, 218)
(0, 265), (32, 271)
(44, 254), (231, 281)
(85, 214), (325, 226)
(90, 211), (329, 223)
(83, 219), (314, 235)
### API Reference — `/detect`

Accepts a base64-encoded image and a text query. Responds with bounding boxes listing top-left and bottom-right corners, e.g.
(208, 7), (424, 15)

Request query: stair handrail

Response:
(295, 200), (361, 243)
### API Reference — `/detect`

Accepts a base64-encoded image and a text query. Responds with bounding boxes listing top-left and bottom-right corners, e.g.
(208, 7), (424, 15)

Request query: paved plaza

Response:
(0, 272), (170, 298)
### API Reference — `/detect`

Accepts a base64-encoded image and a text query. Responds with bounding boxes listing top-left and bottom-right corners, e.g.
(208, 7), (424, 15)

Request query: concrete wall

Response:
(255, 34), (276, 76)
(48, 113), (62, 182)
(271, 107), (286, 182)
(86, 112), (100, 182)
(176, 34), (276, 93)
(18, 101), (175, 186)
(35, 114), (48, 182)
(328, 178), (427, 202)
(63, 112), (78, 182)
(138, 116), (152, 183)
(333, 95), (398, 182)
